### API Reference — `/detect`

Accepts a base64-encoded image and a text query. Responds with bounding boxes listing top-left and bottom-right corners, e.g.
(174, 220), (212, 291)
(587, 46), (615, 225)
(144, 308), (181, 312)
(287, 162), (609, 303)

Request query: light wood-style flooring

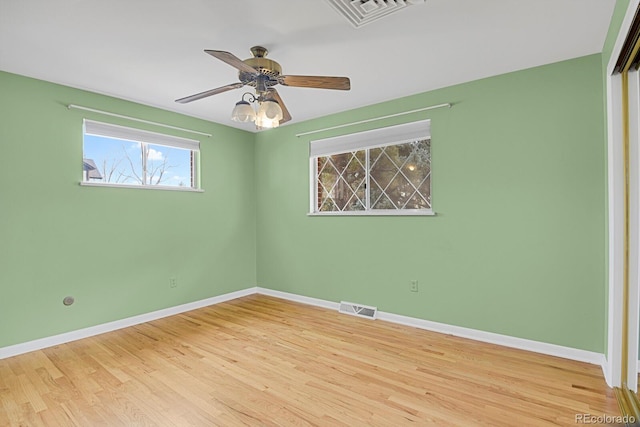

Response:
(0, 295), (619, 426)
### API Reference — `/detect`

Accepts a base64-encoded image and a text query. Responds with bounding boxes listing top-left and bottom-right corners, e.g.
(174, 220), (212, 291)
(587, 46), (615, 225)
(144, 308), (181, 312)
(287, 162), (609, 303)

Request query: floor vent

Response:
(325, 0), (425, 28)
(339, 301), (378, 319)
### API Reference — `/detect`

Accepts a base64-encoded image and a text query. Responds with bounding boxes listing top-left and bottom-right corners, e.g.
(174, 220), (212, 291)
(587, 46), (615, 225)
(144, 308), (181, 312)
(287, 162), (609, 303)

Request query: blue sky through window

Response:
(83, 134), (192, 187)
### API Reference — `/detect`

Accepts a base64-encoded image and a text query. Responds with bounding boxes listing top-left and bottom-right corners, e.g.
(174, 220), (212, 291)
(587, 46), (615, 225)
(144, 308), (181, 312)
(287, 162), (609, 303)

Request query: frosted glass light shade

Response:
(255, 100), (283, 129)
(255, 116), (279, 129)
(231, 100), (256, 122)
(259, 100), (283, 121)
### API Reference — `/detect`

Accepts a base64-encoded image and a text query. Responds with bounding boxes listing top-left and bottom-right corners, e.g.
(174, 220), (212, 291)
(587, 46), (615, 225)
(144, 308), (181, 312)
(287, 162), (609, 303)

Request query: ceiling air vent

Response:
(326, 0), (425, 28)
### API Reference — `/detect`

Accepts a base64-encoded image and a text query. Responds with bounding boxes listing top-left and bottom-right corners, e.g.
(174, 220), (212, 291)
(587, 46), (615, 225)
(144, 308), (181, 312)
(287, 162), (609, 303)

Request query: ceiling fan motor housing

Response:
(240, 46), (282, 89)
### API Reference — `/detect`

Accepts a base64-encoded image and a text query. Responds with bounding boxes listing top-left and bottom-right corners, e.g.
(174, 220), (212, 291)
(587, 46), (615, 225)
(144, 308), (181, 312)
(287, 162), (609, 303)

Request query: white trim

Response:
(377, 311), (605, 366)
(0, 286), (609, 382)
(603, 356), (613, 387)
(256, 288), (340, 310)
(254, 288), (607, 369)
(607, 68), (624, 389)
(307, 210), (435, 217)
(606, 0), (640, 389)
(628, 68), (640, 391)
(80, 181), (205, 193)
(606, 1), (640, 76)
(0, 287), (256, 360)
(310, 156), (315, 214)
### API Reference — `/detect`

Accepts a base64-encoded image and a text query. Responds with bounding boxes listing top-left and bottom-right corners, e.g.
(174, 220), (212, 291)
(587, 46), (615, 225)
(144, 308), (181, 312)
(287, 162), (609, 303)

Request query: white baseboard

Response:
(256, 288), (340, 310)
(0, 285), (608, 382)
(254, 287), (607, 371)
(0, 287), (257, 360)
(377, 311), (605, 366)
(603, 357), (613, 388)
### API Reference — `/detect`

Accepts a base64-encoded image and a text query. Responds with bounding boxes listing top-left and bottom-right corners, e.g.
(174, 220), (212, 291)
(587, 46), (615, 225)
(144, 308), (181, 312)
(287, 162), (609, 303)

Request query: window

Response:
(82, 120), (201, 191)
(310, 119), (432, 215)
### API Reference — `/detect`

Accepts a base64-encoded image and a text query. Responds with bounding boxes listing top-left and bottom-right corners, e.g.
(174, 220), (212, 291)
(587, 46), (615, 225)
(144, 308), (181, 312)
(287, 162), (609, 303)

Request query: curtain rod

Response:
(67, 104), (212, 138)
(295, 103), (451, 138)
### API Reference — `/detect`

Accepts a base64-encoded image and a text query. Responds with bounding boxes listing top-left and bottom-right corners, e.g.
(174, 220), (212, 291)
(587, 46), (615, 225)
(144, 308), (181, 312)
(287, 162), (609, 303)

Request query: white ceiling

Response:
(0, 0), (616, 132)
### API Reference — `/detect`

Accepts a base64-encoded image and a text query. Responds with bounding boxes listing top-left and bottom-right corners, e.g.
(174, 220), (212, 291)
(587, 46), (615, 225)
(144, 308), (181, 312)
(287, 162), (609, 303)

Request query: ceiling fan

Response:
(175, 46), (351, 129)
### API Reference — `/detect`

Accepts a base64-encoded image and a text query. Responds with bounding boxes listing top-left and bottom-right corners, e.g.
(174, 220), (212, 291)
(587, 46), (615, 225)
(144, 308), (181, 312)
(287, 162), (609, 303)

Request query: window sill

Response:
(307, 209), (435, 217)
(80, 182), (204, 193)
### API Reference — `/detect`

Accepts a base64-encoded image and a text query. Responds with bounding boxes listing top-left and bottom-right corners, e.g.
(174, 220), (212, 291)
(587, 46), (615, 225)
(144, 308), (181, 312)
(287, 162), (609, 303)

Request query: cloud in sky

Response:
(147, 148), (164, 161)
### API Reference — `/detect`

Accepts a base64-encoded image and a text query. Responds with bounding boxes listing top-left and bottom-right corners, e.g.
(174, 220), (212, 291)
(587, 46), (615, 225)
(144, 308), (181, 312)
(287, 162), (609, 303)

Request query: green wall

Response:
(0, 53), (610, 354)
(0, 71), (256, 348)
(255, 54), (607, 353)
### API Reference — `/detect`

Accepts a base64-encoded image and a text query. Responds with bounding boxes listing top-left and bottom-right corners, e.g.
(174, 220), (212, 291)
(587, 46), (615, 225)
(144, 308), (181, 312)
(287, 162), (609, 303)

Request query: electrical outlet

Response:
(410, 280), (418, 292)
(170, 277), (177, 288)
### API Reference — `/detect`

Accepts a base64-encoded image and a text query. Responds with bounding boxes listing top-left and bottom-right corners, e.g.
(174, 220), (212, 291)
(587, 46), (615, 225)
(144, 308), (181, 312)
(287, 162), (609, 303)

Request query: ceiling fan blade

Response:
(205, 50), (259, 76)
(267, 89), (292, 124)
(278, 75), (351, 91)
(175, 82), (244, 104)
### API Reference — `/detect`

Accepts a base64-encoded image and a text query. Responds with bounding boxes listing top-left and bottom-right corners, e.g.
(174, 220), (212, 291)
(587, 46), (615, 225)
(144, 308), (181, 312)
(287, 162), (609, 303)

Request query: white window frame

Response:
(309, 119), (433, 216)
(81, 120), (203, 192)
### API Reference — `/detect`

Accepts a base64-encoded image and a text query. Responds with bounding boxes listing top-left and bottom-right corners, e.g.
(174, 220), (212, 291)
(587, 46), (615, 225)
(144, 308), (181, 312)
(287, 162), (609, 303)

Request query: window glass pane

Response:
(405, 139), (431, 209)
(369, 139), (430, 210)
(83, 134), (142, 185)
(145, 144), (192, 187)
(370, 146), (398, 209)
(317, 157), (338, 211)
(317, 151), (365, 211)
(82, 123), (198, 190)
(310, 119), (432, 215)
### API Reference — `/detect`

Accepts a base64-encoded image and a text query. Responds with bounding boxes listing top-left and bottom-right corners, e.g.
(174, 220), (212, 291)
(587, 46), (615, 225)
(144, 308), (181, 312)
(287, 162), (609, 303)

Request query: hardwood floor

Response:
(0, 295), (619, 426)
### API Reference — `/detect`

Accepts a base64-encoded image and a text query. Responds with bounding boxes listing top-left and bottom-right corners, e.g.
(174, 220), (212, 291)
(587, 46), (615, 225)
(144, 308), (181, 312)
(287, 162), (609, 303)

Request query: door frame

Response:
(606, 0), (640, 389)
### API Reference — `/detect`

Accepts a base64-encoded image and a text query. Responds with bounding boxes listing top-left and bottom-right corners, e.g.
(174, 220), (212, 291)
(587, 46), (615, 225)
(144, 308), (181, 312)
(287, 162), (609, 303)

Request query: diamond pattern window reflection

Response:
(315, 139), (430, 212)
(370, 140), (430, 210)
(317, 151), (366, 211)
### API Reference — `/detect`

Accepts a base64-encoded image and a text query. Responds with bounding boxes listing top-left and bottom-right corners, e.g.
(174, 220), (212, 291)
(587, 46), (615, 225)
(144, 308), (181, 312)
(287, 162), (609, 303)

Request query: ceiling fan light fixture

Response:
(176, 45), (350, 129)
(231, 99), (256, 122)
(255, 116), (280, 130)
(254, 99), (283, 130)
(259, 99), (283, 121)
